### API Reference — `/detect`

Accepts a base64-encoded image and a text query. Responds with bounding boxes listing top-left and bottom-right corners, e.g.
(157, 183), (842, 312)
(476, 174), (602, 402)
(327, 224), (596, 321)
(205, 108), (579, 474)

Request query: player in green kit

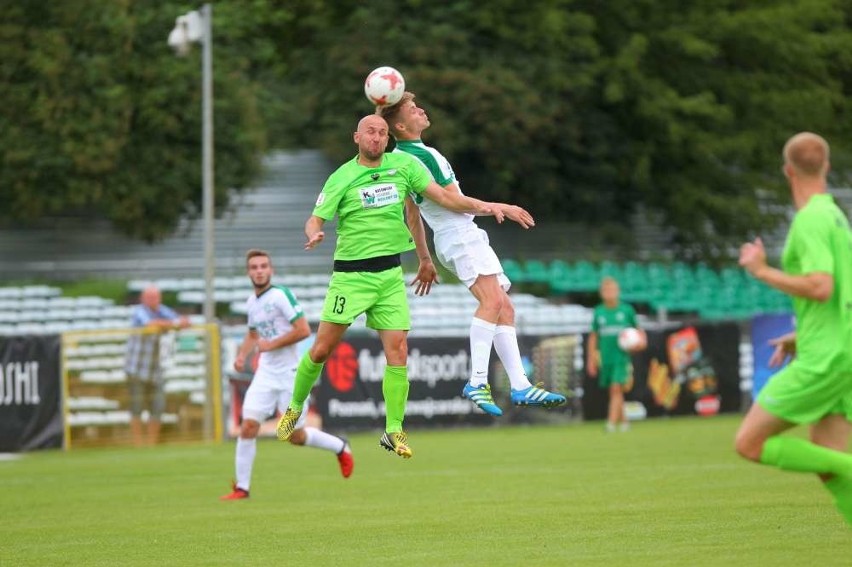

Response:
(276, 114), (534, 458)
(586, 277), (647, 432)
(736, 132), (852, 525)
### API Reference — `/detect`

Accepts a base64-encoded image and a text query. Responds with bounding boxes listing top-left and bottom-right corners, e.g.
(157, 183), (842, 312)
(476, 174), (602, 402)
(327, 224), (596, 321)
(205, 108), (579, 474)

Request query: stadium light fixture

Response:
(168, 4), (216, 324)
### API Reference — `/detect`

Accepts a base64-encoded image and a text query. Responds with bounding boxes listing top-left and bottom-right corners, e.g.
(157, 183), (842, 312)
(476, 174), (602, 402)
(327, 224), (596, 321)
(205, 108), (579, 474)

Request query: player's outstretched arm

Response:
(422, 181), (497, 218)
(425, 180), (535, 229)
(493, 203), (535, 229)
(304, 215), (326, 250)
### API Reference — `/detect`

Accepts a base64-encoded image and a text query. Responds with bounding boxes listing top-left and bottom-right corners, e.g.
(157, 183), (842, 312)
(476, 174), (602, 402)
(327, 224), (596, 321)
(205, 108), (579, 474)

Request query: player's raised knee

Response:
(733, 428), (763, 462)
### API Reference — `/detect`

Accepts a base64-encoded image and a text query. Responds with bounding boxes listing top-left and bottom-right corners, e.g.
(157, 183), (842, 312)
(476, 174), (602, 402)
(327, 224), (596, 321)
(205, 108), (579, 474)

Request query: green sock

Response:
(824, 476), (852, 526)
(760, 436), (852, 476)
(382, 365), (409, 433)
(290, 353), (324, 411)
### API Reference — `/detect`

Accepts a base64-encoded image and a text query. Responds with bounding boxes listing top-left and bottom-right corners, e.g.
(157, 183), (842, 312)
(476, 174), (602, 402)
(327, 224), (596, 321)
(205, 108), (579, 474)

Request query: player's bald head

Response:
(357, 114), (388, 133)
(783, 132), (830, 178)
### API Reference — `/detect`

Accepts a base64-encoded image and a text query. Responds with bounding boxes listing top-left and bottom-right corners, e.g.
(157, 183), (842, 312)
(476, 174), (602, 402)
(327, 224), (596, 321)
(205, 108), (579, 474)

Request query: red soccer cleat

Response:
(337, 443), (354, 479)
(220, 481), (249, 501)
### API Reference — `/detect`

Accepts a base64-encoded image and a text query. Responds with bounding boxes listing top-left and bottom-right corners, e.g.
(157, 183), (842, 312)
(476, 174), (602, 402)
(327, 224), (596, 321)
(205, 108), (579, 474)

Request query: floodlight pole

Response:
(169, 4), (217, 443)
(200, 3), (215, 324)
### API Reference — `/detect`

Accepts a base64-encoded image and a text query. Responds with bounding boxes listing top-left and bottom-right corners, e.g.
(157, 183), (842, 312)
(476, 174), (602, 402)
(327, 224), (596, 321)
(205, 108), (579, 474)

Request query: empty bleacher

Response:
(131, 275), (598, 337)
(503, 258), (792, 320)
(0, 150), (338, 281)
(0, 285), (206, 336)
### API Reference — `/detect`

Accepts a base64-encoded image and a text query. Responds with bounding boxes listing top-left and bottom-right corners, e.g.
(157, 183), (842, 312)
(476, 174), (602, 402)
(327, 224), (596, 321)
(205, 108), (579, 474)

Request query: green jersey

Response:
(781, 193), (852, 373)
(592, 302), (638, 365)
(313, 152), (431, 261)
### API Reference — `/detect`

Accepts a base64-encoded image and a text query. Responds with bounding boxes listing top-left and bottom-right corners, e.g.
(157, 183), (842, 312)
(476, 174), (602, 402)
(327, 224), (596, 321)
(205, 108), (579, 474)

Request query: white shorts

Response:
(242, 365), (310, 426)
(434, 225), (511, 291)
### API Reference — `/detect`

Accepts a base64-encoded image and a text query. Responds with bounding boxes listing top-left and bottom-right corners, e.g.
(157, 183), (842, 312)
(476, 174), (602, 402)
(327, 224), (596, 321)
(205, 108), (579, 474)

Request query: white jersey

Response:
(245, 285), (304, 374)
(394, 138), (509, 289)
(393, 139), (475, 234)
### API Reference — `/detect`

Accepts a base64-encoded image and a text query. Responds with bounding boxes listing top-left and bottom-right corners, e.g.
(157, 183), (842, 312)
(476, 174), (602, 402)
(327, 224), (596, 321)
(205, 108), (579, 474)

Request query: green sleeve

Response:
(591, 306), (601, 332)
(312, 171), (346, 220)
(406, 145), (454, 186)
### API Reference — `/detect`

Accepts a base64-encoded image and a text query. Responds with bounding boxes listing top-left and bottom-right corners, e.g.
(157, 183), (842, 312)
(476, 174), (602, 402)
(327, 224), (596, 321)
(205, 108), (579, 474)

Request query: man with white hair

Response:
(124, 284), (189, 445)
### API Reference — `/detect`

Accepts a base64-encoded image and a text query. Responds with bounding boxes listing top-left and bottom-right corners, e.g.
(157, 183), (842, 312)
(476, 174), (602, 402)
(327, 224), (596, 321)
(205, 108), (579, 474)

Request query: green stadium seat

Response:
(571, 260), (600, 292)
(599, 260), (622, 281)
(502, 259), (525, 283)
(523, 260), (550, 284)
(548, 260), (574, 294)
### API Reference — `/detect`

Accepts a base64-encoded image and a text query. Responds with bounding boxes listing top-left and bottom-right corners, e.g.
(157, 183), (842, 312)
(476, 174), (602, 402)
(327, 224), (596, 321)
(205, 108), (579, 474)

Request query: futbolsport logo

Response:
(324, 344), (471, 393)
(358, 348), (469, 386)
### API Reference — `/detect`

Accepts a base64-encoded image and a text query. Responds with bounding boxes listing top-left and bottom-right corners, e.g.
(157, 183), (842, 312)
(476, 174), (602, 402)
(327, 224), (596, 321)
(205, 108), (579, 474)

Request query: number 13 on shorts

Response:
(332, 295), (346, 314)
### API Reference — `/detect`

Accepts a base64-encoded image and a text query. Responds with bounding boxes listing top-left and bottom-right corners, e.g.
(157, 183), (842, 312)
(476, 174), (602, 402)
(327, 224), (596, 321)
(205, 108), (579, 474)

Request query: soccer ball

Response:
(364, 66), (405, 107)
(618, 327), (643, 352)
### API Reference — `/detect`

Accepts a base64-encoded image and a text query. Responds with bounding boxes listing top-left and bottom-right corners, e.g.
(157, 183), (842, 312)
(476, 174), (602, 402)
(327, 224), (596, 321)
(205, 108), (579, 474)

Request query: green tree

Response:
(2, 0), (850, 259)
(579, 0), (852, 258)
(0, 1), (268, 241)
(265, 0), (852, 260)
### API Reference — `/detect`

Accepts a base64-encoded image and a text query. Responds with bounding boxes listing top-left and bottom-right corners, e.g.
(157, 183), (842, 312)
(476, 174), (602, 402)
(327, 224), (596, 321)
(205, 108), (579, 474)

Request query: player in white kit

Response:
(221, 249), (353, 500)
(379, 93), (567, 416)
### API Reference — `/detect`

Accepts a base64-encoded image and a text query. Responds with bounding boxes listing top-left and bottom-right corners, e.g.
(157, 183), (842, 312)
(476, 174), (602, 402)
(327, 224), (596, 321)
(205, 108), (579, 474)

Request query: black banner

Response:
(582, 322), (741, 420)
(315, 336), (495, 429)
(0, 335), (63, 451)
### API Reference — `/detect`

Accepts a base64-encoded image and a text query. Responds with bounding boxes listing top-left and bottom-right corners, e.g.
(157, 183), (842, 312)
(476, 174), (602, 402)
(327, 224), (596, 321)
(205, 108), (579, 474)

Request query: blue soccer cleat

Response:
(511, 384), (567, 408)
(462, 382), (503, 416)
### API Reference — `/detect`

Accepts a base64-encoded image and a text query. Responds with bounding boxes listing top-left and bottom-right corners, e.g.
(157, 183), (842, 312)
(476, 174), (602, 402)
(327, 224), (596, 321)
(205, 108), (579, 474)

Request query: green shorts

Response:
(757, 360), (852, 424)
(320, 267), (410, 330)
(599, 360), (632, 389)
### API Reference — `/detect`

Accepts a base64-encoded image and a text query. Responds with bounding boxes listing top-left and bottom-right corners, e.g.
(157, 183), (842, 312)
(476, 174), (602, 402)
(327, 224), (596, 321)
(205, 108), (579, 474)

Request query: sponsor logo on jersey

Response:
(359, 183), (400, 208)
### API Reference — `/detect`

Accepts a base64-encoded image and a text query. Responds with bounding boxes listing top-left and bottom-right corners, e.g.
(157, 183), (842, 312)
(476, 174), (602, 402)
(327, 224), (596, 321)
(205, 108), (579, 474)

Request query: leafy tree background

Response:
(1, 0), (850, 259)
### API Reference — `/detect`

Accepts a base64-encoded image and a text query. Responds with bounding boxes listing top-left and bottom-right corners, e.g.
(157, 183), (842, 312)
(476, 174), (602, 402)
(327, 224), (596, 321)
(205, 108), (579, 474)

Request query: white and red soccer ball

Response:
(618, 327), (643, 352)
(364, 66), (405, 107)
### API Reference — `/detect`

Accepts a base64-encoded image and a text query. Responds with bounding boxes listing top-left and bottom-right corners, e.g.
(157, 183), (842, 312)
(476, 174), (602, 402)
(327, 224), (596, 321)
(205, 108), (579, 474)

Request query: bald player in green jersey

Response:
(276, 114), (534, 458)
(736, 132), (852, 525)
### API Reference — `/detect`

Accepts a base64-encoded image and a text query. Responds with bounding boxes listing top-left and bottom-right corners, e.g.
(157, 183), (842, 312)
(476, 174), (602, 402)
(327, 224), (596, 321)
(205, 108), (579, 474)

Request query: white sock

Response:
(469, 317), (497, 387)
(303, 427), (346, 454)
(235, 437), (257, 491)
(493, 325), (533, 391)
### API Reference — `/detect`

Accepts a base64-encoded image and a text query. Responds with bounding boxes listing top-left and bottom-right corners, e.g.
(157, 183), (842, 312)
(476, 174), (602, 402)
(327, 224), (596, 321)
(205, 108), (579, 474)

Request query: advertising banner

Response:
(315, 336), (493, 429)
(750, 313), (795, 399)
(0, 335), (63, 451)
(582, 322), (741, 420)
(223, 332), (582, 433)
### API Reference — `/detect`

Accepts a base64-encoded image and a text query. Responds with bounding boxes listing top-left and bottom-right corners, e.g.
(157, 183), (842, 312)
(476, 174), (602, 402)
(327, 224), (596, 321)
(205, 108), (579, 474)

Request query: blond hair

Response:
(783, 132), (830, 178)
(376, 91), (416, 138)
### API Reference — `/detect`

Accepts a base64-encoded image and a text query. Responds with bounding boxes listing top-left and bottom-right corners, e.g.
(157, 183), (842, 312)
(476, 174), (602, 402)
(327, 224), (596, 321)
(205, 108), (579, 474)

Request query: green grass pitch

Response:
(2, 415), (850, 566)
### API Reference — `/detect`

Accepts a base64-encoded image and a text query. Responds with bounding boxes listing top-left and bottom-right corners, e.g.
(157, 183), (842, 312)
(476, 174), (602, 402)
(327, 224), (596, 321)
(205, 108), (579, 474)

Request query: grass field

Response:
(2, 415), (850, 566)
